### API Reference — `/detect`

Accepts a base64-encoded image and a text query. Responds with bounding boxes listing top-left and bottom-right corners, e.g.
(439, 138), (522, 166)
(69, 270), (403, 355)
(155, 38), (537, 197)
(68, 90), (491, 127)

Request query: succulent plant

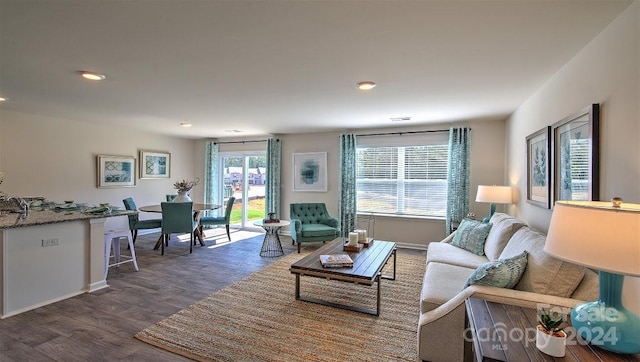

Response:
(537, 308), (565, 334)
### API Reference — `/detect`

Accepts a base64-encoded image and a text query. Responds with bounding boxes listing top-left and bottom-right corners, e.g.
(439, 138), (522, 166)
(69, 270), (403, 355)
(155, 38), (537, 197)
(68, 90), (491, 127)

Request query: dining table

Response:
(139, 202), (221, 250)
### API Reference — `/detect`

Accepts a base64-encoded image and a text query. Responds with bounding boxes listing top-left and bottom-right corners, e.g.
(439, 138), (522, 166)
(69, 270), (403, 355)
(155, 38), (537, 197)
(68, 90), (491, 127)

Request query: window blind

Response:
(356, 143), (448, 217)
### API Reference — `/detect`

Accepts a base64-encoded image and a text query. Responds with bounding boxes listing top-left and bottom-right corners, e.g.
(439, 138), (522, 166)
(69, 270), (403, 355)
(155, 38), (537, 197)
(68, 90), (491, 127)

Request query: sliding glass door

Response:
(220, 153), (266, 228)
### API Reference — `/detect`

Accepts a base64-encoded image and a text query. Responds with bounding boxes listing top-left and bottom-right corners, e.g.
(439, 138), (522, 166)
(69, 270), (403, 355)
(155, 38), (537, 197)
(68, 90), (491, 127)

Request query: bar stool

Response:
(104, 228), (139, 278)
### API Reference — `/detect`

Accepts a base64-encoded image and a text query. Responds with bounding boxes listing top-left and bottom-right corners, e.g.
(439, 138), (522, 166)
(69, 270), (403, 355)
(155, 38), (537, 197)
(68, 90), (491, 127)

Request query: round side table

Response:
(254, 219), (290, 257)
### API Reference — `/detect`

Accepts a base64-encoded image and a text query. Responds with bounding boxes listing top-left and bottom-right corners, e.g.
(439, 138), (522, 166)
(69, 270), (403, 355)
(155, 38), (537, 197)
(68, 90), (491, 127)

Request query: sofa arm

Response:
(440, 231), (456, 244)
(417, 285), (584, 362)
(290, 218), (302, 243)
(320, 217), (339, 229)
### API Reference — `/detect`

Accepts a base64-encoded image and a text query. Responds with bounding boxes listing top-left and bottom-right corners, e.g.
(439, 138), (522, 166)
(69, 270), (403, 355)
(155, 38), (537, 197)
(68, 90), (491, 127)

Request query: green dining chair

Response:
(160, 201), (198, 255)
(122, 197), (162, 244)
(199, 196), (235, 241)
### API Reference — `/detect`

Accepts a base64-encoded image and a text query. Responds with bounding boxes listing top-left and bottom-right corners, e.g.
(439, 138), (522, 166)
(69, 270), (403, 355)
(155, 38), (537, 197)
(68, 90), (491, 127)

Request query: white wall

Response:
(192, 119), (507, 248)
(505, 1), (639, 313)
(0, 110), (199, 230)
(278, 119), (507, 248)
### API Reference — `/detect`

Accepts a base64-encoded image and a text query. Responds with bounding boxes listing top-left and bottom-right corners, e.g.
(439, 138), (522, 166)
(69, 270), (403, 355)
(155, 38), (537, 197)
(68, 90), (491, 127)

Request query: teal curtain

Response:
(338, 134), (357, 237)
(446, 127), (472, 235)
(204, 141), (220, 215)
(265, 138), (281, 218)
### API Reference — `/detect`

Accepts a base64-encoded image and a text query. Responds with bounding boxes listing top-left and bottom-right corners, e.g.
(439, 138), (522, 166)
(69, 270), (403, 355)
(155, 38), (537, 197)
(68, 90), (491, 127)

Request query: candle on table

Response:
(348, 232), (359, 246)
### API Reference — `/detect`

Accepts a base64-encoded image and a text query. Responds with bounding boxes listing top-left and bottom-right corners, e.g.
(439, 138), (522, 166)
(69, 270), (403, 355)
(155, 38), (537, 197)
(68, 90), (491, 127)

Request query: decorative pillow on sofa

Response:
(499, 227), (585, 298)
(451, 219), (493, 255)
(484, 213), (527, 261)
(463, 251), (528, 289)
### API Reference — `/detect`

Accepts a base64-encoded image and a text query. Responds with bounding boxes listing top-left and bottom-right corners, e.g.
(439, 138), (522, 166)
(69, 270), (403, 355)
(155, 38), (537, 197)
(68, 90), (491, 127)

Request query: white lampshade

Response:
(475, 185), (513, 204)
(544, 200), (640, 277)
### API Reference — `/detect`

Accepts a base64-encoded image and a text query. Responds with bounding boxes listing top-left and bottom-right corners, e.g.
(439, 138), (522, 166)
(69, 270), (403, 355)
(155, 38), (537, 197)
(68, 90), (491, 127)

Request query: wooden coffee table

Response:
(289, 238), (396, 316)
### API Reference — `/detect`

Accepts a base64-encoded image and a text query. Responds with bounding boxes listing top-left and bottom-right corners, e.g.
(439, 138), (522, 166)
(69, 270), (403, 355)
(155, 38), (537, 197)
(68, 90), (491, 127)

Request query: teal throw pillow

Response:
(463, 251), (529, 289)
(451, 219), (493, 255)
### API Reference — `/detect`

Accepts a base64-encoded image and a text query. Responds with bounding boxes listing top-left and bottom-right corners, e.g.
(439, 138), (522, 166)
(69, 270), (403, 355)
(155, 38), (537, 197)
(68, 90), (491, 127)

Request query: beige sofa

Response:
(417, 213), (598, 362)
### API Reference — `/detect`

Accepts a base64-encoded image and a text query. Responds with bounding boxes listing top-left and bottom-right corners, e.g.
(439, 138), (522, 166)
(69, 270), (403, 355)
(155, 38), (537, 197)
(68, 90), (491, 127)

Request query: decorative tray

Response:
(343, 242), (364, 252)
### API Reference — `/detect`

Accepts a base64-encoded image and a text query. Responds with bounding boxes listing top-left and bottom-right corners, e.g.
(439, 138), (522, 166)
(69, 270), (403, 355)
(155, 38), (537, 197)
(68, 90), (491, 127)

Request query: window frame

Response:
(355, 133), (449, 218)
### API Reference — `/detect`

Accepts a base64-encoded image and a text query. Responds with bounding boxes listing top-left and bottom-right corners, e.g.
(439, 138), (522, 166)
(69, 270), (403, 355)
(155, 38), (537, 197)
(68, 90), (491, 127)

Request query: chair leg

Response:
(128, 230), (137, 250)
(297, 242), (301, 253)
(161, 234), (165, 255)
(189, 233), (193, 253)
(226, 224), (231, 241)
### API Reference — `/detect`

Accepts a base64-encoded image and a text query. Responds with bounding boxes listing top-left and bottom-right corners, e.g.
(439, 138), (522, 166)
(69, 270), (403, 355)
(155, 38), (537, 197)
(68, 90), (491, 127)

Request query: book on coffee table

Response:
(319, 254), (354, 268)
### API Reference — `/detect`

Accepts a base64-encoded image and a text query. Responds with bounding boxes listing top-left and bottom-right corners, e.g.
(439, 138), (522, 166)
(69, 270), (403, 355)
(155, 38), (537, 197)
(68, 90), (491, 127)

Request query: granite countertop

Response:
(0, 208), (136, 229)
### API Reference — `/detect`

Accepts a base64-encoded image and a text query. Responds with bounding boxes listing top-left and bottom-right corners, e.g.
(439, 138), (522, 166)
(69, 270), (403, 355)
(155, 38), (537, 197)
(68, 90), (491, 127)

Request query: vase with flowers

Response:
(172, 178), (200, 203)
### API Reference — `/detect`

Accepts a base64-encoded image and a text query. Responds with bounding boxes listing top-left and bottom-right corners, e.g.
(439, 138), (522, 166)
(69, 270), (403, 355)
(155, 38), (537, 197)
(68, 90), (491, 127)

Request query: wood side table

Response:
(465, 298), (640, 362)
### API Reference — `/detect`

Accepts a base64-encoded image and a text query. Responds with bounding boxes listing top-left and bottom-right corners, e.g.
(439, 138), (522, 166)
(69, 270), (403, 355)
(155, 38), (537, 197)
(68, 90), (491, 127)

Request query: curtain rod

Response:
(213, 139), (277, 145)
(357, 129), (453, 137)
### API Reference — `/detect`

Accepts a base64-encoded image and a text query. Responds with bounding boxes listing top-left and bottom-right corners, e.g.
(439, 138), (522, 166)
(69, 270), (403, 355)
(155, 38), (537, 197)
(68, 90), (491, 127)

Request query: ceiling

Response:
(0, 0), (632, 140)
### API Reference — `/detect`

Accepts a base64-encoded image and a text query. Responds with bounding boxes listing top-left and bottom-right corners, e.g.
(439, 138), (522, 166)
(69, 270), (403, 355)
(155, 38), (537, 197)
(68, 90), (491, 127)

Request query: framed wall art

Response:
(97, 155), (136, 188)
(526, 127), (551, 208)
(552, 104), (599, 204)
(293, 152), (327, 192)
(140, 150), (171, 179)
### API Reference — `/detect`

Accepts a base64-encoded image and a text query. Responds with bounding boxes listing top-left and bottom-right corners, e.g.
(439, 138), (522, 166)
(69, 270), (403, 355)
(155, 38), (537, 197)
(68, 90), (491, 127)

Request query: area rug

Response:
(135, 250), (426, 361)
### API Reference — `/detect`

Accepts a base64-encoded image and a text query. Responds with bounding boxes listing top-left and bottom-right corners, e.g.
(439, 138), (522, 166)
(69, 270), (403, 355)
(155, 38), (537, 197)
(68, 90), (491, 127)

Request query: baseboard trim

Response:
(396, 242), (428, 251)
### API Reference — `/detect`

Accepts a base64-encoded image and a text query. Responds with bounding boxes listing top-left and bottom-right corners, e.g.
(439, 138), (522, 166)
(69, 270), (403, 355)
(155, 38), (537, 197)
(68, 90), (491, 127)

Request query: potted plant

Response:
(536, 307), (567, 357)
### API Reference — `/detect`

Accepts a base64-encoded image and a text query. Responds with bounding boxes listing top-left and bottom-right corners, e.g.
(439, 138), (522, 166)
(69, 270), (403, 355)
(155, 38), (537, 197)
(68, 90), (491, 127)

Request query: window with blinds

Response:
(356, 144), (448, 217)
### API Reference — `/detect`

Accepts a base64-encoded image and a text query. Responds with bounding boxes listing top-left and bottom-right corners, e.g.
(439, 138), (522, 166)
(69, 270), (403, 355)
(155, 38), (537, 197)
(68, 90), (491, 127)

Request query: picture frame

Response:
(139, 150), (171, 179)
(526, 127), (551, 209)
(97, 155), (136, 188)
(293, 152), (327, 192)
(551, 104), (599, 204)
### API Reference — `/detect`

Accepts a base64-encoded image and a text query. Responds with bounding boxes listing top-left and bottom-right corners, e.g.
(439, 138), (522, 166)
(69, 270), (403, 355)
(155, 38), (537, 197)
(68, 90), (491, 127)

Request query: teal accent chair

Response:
(160, 201), (198, 255)
(122, 197), (162, 244)
(199, 197), (235, 241)
(290, 203), (340, 253)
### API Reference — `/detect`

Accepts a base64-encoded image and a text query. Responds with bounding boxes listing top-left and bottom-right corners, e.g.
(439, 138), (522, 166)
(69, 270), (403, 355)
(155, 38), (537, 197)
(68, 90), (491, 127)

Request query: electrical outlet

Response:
(42, 238), (60, 247)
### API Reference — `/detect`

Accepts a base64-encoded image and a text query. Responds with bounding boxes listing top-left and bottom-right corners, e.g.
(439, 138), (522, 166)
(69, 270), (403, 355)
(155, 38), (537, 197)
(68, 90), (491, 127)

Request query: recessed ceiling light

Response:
(180, 122), (192, 128)
(391, 116), (412, 122)
(357, 81), (376, 90)
(0, 97), (7, 102)
(78, 71), (106, 81)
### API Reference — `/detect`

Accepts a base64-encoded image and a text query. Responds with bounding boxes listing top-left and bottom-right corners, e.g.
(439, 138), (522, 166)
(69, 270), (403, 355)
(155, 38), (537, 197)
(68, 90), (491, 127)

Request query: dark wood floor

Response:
(0, 228), (424, 361)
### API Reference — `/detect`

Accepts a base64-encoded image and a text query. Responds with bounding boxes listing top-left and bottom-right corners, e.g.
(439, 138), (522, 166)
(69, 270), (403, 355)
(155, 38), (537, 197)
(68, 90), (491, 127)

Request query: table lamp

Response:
(544, 199), (640, 354)
(475, 185), (513, 222)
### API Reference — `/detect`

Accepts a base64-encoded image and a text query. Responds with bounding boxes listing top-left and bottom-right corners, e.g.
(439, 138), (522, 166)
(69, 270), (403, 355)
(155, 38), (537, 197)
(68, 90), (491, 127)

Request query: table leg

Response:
(376, 273), (381, 316)
(194, 227), (205, 246)
(294, 273), (382, 316)
(260, 226), (284, 257)
(381, 248), (396, 280)
(153, 234), (164, 250)
(193, 211), (205, 246)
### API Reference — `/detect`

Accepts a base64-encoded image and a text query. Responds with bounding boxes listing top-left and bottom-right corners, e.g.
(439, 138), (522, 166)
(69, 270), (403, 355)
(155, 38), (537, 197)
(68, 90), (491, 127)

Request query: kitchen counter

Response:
(0, 207), (136, 318)
(0, 207), (135, 229)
